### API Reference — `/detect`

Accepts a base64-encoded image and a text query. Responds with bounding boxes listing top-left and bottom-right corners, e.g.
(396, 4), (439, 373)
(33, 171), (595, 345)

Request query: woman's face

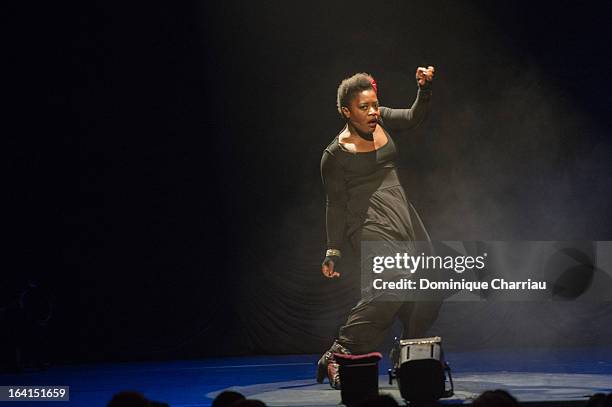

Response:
(343, 89), (380, 134)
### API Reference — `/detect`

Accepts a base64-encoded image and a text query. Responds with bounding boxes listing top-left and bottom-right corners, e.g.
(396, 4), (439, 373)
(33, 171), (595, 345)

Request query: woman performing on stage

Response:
(317, 67), (442, 389)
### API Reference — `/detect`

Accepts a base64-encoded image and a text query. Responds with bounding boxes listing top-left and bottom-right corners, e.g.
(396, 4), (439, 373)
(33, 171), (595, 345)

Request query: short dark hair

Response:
(107, 391), (149, 407)
(212, 390), (246, 407)
(336, 72), (375, 119)
(473, 390), (520, 407)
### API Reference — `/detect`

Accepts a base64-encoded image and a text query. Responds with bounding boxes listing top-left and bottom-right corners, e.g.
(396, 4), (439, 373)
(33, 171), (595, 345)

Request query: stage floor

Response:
(1, 347), (611, 406)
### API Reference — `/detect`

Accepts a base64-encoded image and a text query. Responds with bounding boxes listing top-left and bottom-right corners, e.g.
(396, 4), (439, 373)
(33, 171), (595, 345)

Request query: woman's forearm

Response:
(325, 202), (346, 250)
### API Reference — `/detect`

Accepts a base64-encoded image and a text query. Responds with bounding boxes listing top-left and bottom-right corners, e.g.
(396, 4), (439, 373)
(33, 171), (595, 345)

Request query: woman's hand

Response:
(322, 255), (341, 278)
(416, 66), (435, 87)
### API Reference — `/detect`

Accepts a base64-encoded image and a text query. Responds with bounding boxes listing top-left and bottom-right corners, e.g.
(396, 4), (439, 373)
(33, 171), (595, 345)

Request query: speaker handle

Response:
(443, 362), (454, 398)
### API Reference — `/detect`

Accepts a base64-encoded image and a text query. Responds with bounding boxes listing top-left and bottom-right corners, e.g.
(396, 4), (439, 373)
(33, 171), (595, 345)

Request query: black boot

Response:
(316, 340), (351, 389)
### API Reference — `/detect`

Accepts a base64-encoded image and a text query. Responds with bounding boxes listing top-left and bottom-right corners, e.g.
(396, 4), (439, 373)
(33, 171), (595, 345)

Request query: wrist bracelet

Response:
(326, 249), (342, 258)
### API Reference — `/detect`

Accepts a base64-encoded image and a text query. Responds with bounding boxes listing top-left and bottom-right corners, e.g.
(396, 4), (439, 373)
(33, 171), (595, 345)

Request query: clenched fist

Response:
(416, 66), (435, 87)
(322, 255), (340, 278)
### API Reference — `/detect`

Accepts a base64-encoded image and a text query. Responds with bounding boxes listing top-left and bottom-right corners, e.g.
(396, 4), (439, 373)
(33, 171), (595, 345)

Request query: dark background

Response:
(5, 0), (612, 366)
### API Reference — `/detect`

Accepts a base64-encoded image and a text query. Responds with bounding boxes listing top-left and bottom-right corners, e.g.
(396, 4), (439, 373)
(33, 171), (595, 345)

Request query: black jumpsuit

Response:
(320, 87), (441, 354)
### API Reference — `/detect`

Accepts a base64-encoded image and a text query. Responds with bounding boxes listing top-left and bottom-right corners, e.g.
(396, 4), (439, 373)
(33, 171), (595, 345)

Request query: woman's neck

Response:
(347, 122), (374, 141)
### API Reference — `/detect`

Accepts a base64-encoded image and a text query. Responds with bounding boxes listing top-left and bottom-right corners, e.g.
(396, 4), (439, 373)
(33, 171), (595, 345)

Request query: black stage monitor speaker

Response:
(388, 336), (453, 402)
(335, 352), (382, 406)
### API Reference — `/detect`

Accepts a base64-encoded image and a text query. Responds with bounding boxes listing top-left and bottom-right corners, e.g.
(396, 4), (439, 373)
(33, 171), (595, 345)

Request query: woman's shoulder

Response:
(323, 134), (342, 156)
(378, 106), (391, 125)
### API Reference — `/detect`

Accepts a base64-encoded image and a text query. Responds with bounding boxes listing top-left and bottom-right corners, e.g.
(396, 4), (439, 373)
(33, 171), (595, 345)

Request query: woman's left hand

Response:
(416, 66), (435, 87)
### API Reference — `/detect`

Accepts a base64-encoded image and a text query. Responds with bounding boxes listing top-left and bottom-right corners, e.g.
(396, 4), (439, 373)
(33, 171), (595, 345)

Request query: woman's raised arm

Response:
(379, 66), (435, 130)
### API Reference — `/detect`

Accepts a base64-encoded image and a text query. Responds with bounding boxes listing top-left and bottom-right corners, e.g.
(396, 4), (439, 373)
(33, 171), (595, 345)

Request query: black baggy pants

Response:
(336, 227), (442, 354)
